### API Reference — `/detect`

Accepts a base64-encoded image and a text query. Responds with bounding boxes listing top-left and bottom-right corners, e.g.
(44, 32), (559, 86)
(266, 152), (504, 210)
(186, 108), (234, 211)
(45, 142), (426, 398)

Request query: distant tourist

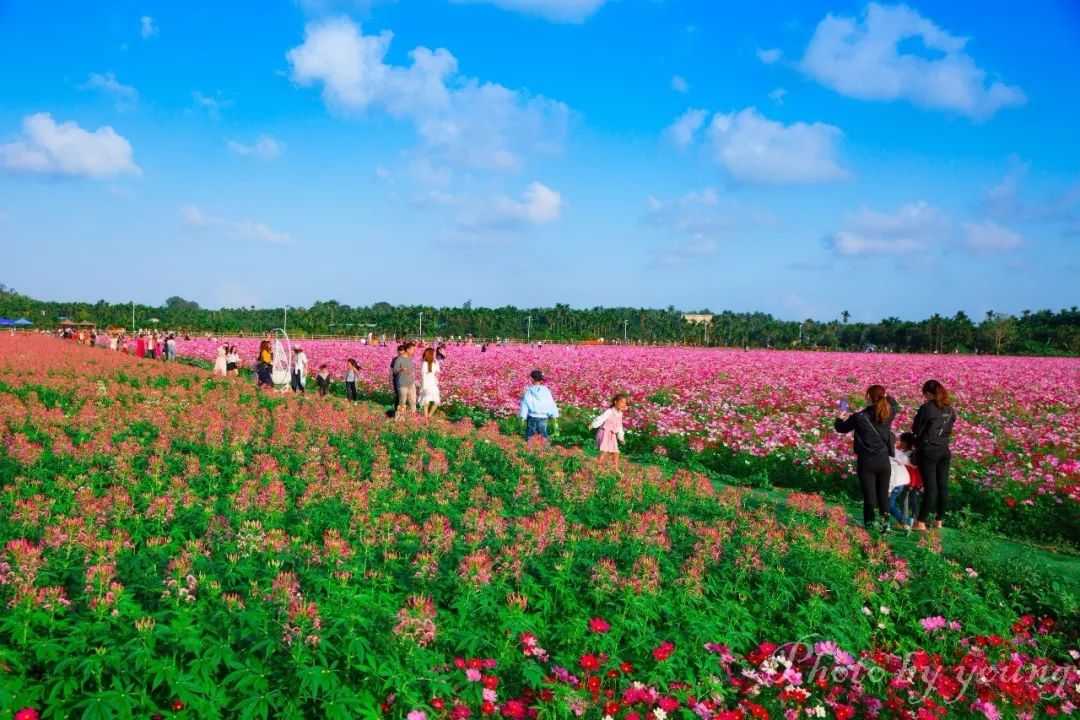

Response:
(519, 370), (559, 444)
(418, 347), (441, 418)
(316, 364), (331, 396)
(145, 334), (156, 360)
(911, 380), (956, 531)
(591, 393), (629, 474)
(392, 345), (417, 417)
(345, 358), (360, 401)
(135, 334), (146, 359)
(436, 343), (446, 362)
(833, 384), (899, 535)
(291, 346), (308, 394)
(390, 345), (403, 404)
(256, 340), (274, 388)
(213, 345), (228, 376)
(166, 335), (177, 361)
(226, 346), (240, 376)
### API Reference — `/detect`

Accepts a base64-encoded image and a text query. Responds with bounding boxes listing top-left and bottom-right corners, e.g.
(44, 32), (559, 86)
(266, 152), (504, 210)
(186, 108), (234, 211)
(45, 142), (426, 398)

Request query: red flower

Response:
(431, 698), (446, 710)
(580, 653), (601, 671)
(659, 697), (680, 712)
(1004, 496), (1017, 507)
(620, 661), (634, 674)
(14, 710), (40, 720)
(454, 657), (467, 669)
(502, 700), (526, 719)
(652, 641), (675, 662)
(834, 705), (855, 720)
(587, 676), (601, 693)
(481, 701), (496, 715)
(172, 700), (185, 712)
(539, 689), (554, 703)
(482, 675), (499, 690)
(589, 617), (611, 633)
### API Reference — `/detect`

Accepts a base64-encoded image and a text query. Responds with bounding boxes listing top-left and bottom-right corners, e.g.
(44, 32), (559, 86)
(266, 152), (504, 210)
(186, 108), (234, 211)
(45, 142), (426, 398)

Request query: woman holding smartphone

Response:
(834, 385), (900, 535)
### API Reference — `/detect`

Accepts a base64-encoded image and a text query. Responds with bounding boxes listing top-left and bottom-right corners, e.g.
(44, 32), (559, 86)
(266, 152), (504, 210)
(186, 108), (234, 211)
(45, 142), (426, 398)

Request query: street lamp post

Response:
(131, 301), (135, 333)
(526, 315), (532, 342)
(284, 306), (288, 334)
(623, 319), (628, 342)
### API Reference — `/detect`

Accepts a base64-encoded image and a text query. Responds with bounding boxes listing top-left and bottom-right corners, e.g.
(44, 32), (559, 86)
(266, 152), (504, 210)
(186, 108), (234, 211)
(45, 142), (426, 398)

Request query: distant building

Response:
(682, 314), (714, 325)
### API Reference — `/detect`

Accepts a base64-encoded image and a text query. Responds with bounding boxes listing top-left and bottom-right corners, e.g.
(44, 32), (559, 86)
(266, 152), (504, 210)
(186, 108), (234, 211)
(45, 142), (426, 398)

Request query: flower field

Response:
(1, 335), (1078, 719)
(176, 339), (1080, 543)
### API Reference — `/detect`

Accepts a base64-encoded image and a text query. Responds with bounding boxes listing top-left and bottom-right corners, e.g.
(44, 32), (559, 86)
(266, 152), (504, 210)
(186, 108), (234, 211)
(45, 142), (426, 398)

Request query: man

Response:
(392, 344), (417, 416)
(519, 370), (559, 444)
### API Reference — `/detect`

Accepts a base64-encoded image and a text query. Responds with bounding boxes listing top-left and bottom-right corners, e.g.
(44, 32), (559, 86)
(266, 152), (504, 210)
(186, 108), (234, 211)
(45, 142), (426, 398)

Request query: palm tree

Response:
(841, 310), (850, 325)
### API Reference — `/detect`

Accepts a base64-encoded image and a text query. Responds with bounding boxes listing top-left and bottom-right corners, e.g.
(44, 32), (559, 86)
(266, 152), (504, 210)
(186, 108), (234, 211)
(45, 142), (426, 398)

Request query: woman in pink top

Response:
(590, 393), (629, 475)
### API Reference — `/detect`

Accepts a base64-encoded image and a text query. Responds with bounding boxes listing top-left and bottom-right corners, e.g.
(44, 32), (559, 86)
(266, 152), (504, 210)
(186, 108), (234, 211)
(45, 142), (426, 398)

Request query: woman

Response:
(291, 346), (308, 394)
(345, 358), (360, 401)
(256, 340), (274, 388)
(226, 345), (240, 376)
(418, 347), (441, 418)
(213, 345), (228, 376)
(912, 379), (956, 531)
(834, 385), (900, 535)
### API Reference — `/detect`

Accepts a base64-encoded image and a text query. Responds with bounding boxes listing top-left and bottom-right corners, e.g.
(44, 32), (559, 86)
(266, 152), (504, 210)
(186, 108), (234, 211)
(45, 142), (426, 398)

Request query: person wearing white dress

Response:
(418, 347), (441, 418)
(213, 345), (228, 376)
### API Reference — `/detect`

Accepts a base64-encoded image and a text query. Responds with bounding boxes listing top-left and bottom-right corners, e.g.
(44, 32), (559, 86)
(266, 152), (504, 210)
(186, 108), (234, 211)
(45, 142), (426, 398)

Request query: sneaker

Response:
(879, 518), (891, 535)
(904, 521), (914, 534)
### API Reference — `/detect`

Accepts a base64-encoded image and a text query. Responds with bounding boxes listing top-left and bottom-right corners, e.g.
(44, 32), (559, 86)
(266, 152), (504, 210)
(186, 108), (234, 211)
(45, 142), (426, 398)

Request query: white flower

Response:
(879, 606), (890, 615)
(877, 622), (886, 629)
(810, 707), (827, 718)
(861, 606), (873, 616)
(653, 710), (668, 720)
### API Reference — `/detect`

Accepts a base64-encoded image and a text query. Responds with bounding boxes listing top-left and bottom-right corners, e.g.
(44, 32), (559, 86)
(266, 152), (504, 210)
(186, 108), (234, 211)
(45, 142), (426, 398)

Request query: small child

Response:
(590, 393), (629, 475)
(345, 359), (359, 402)
(316, 364), (331, 397)
(887, 432), (921, 531)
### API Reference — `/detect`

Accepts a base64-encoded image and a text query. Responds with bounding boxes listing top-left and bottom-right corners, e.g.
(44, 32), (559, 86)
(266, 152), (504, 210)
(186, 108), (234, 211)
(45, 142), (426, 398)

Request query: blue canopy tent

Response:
(0, 318), (14, 326)
(13, 318), (32, 326)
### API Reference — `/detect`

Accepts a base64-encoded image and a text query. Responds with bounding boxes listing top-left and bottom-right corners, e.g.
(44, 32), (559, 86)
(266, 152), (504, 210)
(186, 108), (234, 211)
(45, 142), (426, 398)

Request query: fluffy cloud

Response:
(449, 0), (609, 23)
(670, 75), (690, 93)
(140, 16), (157, 39)
(287, 17), (568, 173)
(825, 201), (950, 255)
(457, 182), (565, 229)
(181, 205), (293, 245)
(706, 107), (849, 184)
(227, 135), (284, 161)
(799, 3), (1025, 120)
(963, 220), (1022, 252)
(756, 47), (782, 65)
(646, 188), (776, 264)
(1, 113), (139, 179)
(80, 72), (138, 110)
(663, 108), (707, 148)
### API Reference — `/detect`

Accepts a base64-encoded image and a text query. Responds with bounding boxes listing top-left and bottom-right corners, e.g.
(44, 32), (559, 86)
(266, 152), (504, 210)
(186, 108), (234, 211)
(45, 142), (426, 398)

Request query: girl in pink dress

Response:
(591, 393), (629, 474)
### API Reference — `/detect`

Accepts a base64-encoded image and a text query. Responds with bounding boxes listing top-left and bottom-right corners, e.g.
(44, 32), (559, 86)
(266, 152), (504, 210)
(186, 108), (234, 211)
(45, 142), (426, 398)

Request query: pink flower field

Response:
(178, 339), (1080, 516)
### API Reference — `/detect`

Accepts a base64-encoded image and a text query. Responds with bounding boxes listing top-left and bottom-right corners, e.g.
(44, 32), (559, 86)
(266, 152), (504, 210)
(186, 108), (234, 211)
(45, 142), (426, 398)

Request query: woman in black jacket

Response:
(912, 379), (956, 531)
(835, 384), (900, 534)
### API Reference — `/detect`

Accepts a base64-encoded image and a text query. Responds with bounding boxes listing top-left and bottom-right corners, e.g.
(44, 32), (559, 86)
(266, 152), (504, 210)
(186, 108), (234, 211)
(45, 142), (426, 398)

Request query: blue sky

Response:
(1, 0), (1078, 321)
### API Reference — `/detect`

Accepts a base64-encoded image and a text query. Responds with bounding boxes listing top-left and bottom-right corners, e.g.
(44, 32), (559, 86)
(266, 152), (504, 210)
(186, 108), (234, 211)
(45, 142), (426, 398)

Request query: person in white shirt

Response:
(418, 347), (441, 418)
(887, 434), (918, 531)
(291, 347), (308, 394)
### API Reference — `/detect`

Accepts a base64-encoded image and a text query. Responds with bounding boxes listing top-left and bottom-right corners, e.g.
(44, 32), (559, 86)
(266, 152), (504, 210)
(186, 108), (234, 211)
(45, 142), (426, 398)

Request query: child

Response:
(887, 432), (920, 531)
(316, 364), (331, 397)
(345, 359), (359, 402)
(518, 370), (559, 444)
(591, 393), (629, 475)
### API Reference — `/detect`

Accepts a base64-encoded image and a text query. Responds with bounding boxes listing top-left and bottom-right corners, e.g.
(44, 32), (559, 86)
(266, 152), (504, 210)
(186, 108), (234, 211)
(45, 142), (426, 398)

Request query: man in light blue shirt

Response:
(519, 370), (559, 443)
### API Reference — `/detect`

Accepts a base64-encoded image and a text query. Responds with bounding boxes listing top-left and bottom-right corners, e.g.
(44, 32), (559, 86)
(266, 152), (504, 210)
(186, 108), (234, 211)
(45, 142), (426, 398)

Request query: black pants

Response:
(317, 377), (329, 396)
(345, 381), (358, 401)
(917, 447), (951, 522)
(856, 454), (891, 526)
(291, 371), (304, 393)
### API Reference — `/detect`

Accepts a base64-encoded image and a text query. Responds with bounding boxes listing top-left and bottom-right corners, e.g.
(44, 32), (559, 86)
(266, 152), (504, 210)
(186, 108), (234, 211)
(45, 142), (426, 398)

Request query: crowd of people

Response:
(834, 379), (956, 534)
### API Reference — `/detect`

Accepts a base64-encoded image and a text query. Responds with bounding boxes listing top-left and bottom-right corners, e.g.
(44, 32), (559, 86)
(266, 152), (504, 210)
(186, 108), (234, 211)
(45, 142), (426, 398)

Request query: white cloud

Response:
(192, 91), (233, 118)
(1, 113), (140, 179)
(963, 220), (1022, 253)
(825, 201), (950, 256)
(79, 72), (138, 110)
(458, 181), (565, 229)
(287, 17), (568, 173)
(982, 162), (1080, 226)
(768, 87), (787, 105)
(646, 188), (777, 264)
(799, 3), (1025, 120)
(671, 75), (690, 93)
(663, 108), (707, 148)
(706, 107), (849, 184)
(181, 205), (294, 245)
(756, 47), (782, 65)
(140, 16), (157, 39)
(227, 135), (284, 161)
(449, 0), (609, 23)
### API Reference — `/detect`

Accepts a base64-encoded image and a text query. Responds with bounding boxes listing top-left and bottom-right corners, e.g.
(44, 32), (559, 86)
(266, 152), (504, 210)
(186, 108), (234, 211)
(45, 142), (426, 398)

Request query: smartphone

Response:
(839, 399), (849, 413)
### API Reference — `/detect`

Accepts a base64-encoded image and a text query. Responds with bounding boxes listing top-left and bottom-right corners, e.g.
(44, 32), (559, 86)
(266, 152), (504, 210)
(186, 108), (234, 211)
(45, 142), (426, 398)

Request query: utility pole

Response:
(131, 301), (134, 333)
(527, 315), (532, 342)
(623, 319), (628, 342)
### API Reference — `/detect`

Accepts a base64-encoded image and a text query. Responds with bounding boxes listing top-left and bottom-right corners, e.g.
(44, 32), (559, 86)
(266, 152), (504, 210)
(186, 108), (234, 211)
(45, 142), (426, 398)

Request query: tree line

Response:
(1, 285), (1077, 355)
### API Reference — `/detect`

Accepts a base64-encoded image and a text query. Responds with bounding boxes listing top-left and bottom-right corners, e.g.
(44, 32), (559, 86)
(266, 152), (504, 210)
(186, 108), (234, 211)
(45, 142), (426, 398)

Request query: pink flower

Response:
(408, 712), (428, 720)
(589, 617), (611, 633)
(466, 668), (482, 682)
(921, 615), (947, 632)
